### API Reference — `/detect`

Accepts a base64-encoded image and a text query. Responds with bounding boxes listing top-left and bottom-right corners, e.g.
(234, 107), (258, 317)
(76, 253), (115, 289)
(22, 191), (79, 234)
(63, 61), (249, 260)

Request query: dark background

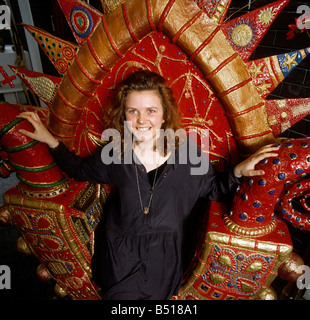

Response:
(0, 0), (309, 300)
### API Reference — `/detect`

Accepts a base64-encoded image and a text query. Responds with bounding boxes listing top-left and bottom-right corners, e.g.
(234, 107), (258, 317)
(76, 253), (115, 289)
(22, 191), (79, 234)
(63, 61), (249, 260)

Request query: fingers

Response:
(17, 112), (58, 148)
(18, 111), (40, 119)
(17, 112), (45, 134)
(18, 128), (36, 139)
(249, 144), (280, 165)
(253, 145), (280, 157)
(251, 152), (279, 164)
(247, 169), (265, 177)
(235, 143), (285, 178)
(235, 144), (280, 178)
(17, 112), (44, 139)
(17, 112), (42, 126)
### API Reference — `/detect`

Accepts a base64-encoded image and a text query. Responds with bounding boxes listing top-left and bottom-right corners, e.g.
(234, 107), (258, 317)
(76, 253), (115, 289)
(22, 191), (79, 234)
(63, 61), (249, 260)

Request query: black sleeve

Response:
(184, 137), (241, 202)
(202, 164), (241, 202)
(49, 142), (114, 185)
(180, 139), (241, 202)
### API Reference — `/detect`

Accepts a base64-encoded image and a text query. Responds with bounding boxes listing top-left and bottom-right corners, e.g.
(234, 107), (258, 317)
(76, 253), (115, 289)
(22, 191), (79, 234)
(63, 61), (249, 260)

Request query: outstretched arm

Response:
(17, 112), (59, 149)
(233, 144), (280, 178)
(17, 112), (114, 184)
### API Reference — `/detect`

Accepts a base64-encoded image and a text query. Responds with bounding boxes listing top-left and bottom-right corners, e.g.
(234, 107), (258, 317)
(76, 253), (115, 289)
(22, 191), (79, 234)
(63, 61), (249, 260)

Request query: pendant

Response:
(143, 207), (149, 215)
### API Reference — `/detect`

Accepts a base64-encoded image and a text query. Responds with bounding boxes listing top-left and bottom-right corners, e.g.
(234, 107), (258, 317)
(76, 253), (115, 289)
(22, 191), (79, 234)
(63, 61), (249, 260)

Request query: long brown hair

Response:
(105, 70), (183, 155)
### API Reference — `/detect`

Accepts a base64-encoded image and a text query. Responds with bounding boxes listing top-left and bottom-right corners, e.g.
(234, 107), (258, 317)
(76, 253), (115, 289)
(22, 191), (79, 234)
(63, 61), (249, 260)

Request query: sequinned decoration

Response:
(22, 75), (59, 105)
(226, 18), (258, 51)
(29, 28), (77, 74)
(70, 6), (93, 38)
(13, 209), (65, 252)
(86, 201), (102, 229)
(47, 260), (74, 276)
(201, 245), (275, 297)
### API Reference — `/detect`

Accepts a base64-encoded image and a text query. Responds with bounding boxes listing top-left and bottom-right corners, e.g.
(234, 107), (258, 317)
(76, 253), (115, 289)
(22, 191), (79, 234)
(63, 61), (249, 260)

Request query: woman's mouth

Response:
(137, 127), (151, 132)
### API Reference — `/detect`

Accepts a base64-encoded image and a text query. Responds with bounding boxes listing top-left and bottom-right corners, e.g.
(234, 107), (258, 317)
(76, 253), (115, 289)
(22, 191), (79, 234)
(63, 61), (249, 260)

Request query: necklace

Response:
(135, 163), (159, 215)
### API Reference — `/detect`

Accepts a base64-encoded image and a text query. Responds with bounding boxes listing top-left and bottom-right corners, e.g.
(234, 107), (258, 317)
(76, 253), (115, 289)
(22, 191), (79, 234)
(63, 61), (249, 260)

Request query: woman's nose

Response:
(137, 112), (147, 124)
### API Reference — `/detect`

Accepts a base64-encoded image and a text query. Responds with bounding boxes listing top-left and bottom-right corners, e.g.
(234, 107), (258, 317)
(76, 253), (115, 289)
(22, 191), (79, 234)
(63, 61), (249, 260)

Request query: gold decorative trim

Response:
(88, 133), (108, 148)
(55, 212), (91, 274)
(178, 229), (292, 299)
(223, 214), (277, 237)
(4, 194), (64, 213)
(17, 180), (70, 198)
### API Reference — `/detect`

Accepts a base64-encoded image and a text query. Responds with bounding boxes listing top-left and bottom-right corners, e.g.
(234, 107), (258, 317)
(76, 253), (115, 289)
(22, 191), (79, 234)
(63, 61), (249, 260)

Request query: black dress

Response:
(50, 138), (241, 300)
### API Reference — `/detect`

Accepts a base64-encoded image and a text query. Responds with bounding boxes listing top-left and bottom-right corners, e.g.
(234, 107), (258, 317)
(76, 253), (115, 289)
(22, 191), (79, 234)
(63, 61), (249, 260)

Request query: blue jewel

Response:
(253, 201), (262, 208)
(278, 173), (286, 180)
(258, 179), (266, 186)
(256, 215), (265, 223)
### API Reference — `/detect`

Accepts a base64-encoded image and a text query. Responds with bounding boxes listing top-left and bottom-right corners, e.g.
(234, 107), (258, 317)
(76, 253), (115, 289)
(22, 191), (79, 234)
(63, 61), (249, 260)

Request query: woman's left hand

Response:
(234, 144), (280, 178)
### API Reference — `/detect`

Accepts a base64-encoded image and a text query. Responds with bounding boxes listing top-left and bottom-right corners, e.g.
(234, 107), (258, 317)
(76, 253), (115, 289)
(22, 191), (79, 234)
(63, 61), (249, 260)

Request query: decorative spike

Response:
(23, 24), (78, 75)
(247, 48), (310, 99)
(222, 0), (289, 62)
(194, 0), (232, 24)
(9, 65), (61, 107)
(266, 98), (310, 137)
(57, 0), (103, 45)
(278, 48), (310, 77)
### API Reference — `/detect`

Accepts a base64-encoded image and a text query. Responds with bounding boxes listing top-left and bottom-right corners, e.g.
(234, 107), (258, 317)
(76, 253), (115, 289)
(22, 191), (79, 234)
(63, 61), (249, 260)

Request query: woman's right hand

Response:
(17, 112), (59, 149)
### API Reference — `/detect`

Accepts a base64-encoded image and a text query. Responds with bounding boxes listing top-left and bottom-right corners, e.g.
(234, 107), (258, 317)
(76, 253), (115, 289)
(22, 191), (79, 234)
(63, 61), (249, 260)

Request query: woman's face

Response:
(125, 90), (165, 143)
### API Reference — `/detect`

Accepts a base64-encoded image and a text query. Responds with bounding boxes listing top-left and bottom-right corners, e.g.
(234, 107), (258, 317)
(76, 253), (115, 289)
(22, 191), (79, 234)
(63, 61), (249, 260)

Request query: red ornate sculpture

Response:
(227, 139), (310, 233)
(0, 103), (111, 299)
(0, 0), (309, 300)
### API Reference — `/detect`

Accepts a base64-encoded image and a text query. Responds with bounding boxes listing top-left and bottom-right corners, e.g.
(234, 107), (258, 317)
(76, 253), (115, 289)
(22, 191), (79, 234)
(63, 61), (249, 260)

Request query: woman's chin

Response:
(134, 132), (154, 143)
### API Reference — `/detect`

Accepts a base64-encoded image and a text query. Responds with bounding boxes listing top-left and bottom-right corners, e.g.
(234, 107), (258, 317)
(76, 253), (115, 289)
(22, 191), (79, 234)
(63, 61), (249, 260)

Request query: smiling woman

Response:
(125, 90), (167, 171)
(17, 69), (280, 300)
(105, 70), (184, 171)
(125, 90), (165, 144)
(106, 70), (183, 154)
(1, 0), (309, 301)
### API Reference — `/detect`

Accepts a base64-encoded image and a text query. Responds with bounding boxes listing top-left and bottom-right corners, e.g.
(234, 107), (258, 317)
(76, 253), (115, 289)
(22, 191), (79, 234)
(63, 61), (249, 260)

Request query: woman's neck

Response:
(133, 140), (169, 172)
(133, 138), (154, 154)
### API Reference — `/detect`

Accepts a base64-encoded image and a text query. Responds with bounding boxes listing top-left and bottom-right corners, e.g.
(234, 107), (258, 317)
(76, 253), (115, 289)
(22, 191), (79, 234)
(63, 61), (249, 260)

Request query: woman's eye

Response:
(148, 109), (155, 113)
(128, 109), (136, 114)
